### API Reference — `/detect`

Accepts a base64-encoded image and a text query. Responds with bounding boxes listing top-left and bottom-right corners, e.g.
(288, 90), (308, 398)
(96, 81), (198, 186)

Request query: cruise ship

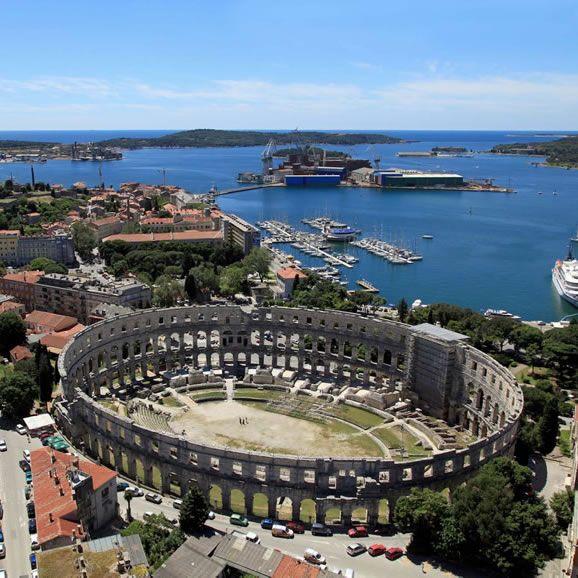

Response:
(552, 250), (578, 308)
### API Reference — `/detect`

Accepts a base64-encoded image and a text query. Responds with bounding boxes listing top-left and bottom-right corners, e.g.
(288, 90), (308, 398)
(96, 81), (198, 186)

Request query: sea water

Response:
(1, 130), (577, 321)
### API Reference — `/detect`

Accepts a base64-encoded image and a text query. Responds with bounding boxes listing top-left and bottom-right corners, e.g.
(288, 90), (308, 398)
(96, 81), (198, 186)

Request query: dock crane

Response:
(367, 145), (381, 170)
(261, 138), (277, 176)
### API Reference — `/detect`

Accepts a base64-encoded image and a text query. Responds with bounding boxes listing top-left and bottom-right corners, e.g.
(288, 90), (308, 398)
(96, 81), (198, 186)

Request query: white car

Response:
(0, 543), (5, 558)
(16, 424), (27, 435)
(23, 449), (31, 462)
(143, 511), (155, 520)
(207, 510), (215, 520)
(0, 440), (7, 452)
(126, 486), (144, 497)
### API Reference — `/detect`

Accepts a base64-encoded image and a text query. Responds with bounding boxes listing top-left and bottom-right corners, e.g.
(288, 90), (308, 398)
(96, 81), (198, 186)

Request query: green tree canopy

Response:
(0, 371), (39, 417)
(72, 222), (97, 261)
(242, 247), (272, 281)
(536, 397), (559, 454)
(28, 257), (67, 275)
(153, 276), (185, 308)
(0, 311), (27, 357)
(179, 485), (209, 534)
(550, 487), (574, 528)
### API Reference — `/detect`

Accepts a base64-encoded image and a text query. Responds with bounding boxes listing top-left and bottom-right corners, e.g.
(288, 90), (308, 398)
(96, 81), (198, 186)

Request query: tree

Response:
(394, 488), (450, 552)
(219, 265), (246, 296)
(153, 276), (185, 308)
(0, 372), (39, 417)
(397, 297), (409, 323)
(536, 397), (559, 454)
(72, 222), (97, 262)
(0, 312), (27, 356)
(28, 257), (67, 275)
(242, 247), (272, 281)
(38, 352), (54, 403)
(184, 274), (197, 301)
(124, 490), (133, 521)
(550, 487), (575, 528)
(179, 485), (209, 534)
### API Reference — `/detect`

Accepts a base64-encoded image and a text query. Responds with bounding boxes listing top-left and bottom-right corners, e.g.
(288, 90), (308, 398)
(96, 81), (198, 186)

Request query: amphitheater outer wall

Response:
(56, 305), (524, 526)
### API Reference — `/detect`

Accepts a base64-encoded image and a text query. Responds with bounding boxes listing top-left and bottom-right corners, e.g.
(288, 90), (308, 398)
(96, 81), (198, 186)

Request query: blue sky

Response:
(3, 0), (577, 130)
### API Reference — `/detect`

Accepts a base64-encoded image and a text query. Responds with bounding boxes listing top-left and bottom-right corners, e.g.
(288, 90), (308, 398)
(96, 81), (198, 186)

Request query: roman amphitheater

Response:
(55, 305), (523, 526)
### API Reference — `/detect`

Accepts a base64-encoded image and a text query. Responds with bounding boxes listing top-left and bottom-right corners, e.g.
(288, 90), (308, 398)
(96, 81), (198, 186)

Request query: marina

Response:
(350, 237), (423, 264)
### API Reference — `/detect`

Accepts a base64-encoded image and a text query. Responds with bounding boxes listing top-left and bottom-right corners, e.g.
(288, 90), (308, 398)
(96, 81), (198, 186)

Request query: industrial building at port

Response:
(239, 140), (465, 188)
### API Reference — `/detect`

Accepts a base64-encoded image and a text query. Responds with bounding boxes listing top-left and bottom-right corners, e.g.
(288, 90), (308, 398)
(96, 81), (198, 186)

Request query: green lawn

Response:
(191, 391), (226, 401)
(233, 388), (286, 401)
(372, 425), (431, 457)
(326, 405), (383, 429)
(559, 429), (571, 457)
(161, 396), (184, 408)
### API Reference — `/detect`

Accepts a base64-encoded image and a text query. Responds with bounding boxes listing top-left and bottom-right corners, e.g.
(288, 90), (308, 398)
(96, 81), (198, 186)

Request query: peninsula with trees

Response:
(489, 135), (578, 168)
(96, 129), (410, 149)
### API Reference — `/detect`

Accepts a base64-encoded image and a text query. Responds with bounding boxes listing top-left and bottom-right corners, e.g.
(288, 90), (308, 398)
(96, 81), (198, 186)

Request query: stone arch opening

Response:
(151, 464), (162, 490)
(209, 484), (223, 510)
(325, 506), (342, 525)
(352, 506), (368, 524)
(383, 349), (392, 365)
(299, 499), (316, 524)
(230, 488), (246, 514)
(275, 496), (293, 521)
(251, 492), (268, 518)
(377, 498), (389, 524)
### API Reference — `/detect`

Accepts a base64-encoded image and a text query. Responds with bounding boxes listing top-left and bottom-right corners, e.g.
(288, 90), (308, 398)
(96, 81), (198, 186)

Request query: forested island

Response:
(96, 129), (409, 149)
(490, 135), (578, 168)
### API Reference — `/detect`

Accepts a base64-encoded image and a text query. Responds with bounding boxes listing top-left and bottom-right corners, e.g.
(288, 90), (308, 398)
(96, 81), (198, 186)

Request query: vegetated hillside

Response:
(97, 129), (408, 149)
(274, 146), (349, 158)
(0, 140), (59, 150)
(491, 136), (578, 168)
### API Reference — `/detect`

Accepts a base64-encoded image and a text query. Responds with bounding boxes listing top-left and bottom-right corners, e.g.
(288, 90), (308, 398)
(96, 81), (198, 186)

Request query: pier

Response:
(351, 237), (422, 264)
(210, 183), (284, 196)
(258, 220), (354, 268)
(356, 279), (379, 292)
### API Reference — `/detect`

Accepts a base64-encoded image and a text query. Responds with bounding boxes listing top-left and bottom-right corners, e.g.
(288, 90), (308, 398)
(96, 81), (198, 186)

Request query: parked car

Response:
(271, 524), (294, 538)
(384, 547), (404, 561)
(117, 482), (129, 491)
(145, 492), (162, 504)
(126, 486), (144, 497)
(30, 552), (37, 569)
(0, 503), (3, 519)
(0, 543), (4, 558)
(39, 432), (52, 440)
(230, 513), (249, 527)
(207, 511), (215, 520)
(172, 499), (183, 509)
(311, 522), (333, 536)
(231, 530), (261, 544)
(24, 486), (31, 500)
(286, 521), (305, 534)
(367, 543), (386, 557)
(346, 543), (367, 557)
(0, 440), (6, 452)
(23, 449), (31, 462)
(27, 502), (35, 518)
(347, 526), (368, 538)
(260, 518), (275, 529)
(0, 529), (3, 542)
(143, 511), (155, 521)
(16, 424), (26, 435)
(31, 538), (40, 551)
(20, 459), (31, 472)
(29, 519), (37, 533)
(26, 471), (33, 484)
(304, 548), (326, 565)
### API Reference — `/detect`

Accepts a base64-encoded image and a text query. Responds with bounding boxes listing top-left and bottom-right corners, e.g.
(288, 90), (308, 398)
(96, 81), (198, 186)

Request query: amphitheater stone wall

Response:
(55, 305), (524, 525)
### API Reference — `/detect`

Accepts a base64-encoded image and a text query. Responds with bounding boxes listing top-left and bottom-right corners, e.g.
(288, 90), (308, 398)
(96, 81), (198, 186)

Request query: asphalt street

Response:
(125, 486), (489, 578)
(0, 418), (42, 578)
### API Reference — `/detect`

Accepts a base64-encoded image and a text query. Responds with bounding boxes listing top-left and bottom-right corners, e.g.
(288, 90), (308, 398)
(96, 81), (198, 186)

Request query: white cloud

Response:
(0, 76), (112, 97)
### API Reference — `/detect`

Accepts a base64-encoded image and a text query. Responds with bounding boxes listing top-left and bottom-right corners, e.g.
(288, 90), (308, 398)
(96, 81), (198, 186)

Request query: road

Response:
(0, 418), (43, 578)
(125, 485), (488, 578)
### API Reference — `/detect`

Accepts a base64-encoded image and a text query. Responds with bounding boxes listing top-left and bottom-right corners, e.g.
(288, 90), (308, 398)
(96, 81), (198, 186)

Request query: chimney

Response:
(49, 513), (54, 523)
(59, 488), (64, 496)
(51, 452), (56, 464)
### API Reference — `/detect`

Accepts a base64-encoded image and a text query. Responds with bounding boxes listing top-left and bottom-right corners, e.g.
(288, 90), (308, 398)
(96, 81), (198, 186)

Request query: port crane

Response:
(366, 145), (381, 169)
(261, 138), (277, 176)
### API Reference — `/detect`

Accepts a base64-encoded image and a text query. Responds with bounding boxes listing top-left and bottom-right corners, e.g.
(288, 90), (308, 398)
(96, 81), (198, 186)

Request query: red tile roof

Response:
(1, 271), (44, 284)
(0, 301), (24, 314)
(26, 310), (78, 332)
(103, 230), (223, 243)
(91, 216), (121, 227)
(40, 323), (85, 351)
(272, 555), (320, 578)
(277, 267), (307, 280)
(10, 345), (33, 362)
(30, 448), (116, 547)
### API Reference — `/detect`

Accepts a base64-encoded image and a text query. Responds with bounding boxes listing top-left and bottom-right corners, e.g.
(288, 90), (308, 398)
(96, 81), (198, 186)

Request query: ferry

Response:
(422, 234), (433, 240)
(552, 250), (578, 308)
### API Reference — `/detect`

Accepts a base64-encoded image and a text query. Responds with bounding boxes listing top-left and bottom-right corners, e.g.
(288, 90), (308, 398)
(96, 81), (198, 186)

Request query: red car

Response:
(347, 526), (369, 538)
(286, 522), (305, 534)
(368, 544), (386, 557)
(385, 547), (404, 560)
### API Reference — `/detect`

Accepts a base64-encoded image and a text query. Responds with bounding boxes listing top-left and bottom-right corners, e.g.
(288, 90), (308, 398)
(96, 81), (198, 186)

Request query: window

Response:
(101, 486), (109, 498)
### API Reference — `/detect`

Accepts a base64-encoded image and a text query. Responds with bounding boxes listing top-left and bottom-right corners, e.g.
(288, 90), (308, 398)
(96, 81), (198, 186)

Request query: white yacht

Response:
(552, 251), (578, 308)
